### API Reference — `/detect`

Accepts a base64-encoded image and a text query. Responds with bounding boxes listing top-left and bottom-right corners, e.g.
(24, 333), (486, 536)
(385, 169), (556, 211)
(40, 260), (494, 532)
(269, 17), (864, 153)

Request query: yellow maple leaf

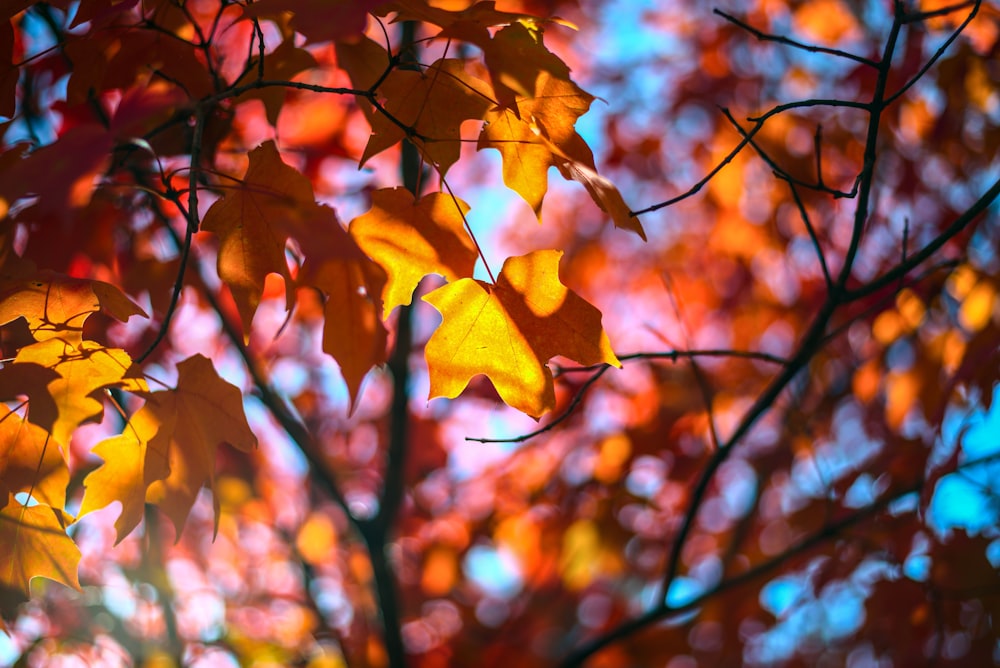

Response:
(423, 250), (619, 418)
(349, 188), (478, 318)
(0, 270), (146, 344)
(81, 354), (255, 540)
(477, 66), (644, 239)
(0, 407), (68, 509)
(0, 494), (81, 599)
(78, 403), (171, 543)
(0, 339), (147, 446)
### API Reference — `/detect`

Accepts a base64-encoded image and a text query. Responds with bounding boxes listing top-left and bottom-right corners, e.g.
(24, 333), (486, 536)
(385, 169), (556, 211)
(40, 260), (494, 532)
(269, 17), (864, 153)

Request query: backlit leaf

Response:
(0, 270), (147, 344)
(349, 188), (478, 317)
(142, 354), (257, 537)
(0, 340), (147, 446)
(78, 401), (171, 543)
(0, 407), (67, 509)
(202, 140), (321, 338)
(0, 494), (80, 598)
(299, 207), (388, 409)
(423, 249), (619, 417)
(361, 58), (492, 174)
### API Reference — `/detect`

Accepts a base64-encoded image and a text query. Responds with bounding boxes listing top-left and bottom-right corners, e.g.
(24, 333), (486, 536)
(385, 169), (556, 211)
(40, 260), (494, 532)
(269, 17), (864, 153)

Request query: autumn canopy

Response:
(0, 0), (998, 666)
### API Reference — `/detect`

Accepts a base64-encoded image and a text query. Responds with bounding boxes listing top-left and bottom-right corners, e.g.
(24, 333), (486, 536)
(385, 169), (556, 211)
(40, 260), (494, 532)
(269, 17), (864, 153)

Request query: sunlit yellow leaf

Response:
(78, 402), (171, 543)
(0, 494), (80, 598)
(0, 339), (147, 446)
(0, 407), (68, 509)
(349, 188), (478, 318)
(81, 354), (256, 541)
(0, 270), (146, 344)
(423, 250), (619, 418)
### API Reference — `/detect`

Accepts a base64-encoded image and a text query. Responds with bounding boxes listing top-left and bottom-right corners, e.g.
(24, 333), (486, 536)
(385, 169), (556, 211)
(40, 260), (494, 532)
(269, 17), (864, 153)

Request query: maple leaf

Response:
(0, 407), (68, 509)
(81, 354), (256, 539)
(441, 20), (575, 113)
(335, 35), (390, 95)
(361, 58), (493, 174)
(0, 270), (147, 344)
(233, 39), (318, 126)
(0, 494), (81, 598)
(477, 67), (590, 212)
(475, 43), (645, 239)
(78, 396), (171, 543)
(349, 188), (478, 317)
(299, 207), (388, 409)
(0, 340), (147, 446)
(551, 139), (646, 240)
(202, 140), (321, 338)
(422, 250), (619, 418)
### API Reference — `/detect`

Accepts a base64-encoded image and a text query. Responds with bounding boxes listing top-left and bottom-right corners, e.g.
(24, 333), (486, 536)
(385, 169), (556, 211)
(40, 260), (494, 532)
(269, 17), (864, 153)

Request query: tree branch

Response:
(714, 8), (879, 67)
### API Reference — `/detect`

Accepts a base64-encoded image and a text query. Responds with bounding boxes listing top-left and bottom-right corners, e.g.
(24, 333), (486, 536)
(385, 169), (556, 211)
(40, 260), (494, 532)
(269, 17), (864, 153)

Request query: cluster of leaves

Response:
(0, 0), (998, 666)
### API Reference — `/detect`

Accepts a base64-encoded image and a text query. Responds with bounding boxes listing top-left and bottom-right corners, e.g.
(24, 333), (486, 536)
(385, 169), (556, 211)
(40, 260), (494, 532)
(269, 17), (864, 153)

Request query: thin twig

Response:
(136, 109), (205, 363)
(714, 9), (879, 67)
(783, 176), (834, 290)
(885, 1), (981, 106)
(556, 349), (790, 375)
(720, 106), (850, 199)
(845, 176), (1000, 300)
(466, 366), (612, 444)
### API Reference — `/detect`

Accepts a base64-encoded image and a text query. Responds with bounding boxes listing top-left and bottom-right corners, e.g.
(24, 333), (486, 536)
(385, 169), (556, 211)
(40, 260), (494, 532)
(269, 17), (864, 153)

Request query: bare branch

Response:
(714, 9), (879, 67)
(466, 365), (612, 444)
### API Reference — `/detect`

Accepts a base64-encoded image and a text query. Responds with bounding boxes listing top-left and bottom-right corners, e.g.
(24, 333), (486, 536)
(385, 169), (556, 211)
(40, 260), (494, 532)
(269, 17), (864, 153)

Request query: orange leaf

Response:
(446, 21), (577, 113)
(142, 354), (257, 537)
(349, 188), (478, 317)
(474, 40), (644, 238)
(0, 270), (147, 344)
(361, 58), (492, 174)
(0, 407), (68, 509)
(554, 144), (646, 240)
(423, 249), (619, 417)
(202, 140), (321, 338)
(0, 494), (81, 598)
(0, 339), (147, 446)
(335, 36), (390, 96)
(299, 208), (388, 409)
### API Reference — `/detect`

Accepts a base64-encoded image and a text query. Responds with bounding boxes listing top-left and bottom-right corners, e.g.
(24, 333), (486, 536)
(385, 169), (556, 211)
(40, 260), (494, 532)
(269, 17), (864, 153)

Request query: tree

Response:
(0, 0), (998, 665)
